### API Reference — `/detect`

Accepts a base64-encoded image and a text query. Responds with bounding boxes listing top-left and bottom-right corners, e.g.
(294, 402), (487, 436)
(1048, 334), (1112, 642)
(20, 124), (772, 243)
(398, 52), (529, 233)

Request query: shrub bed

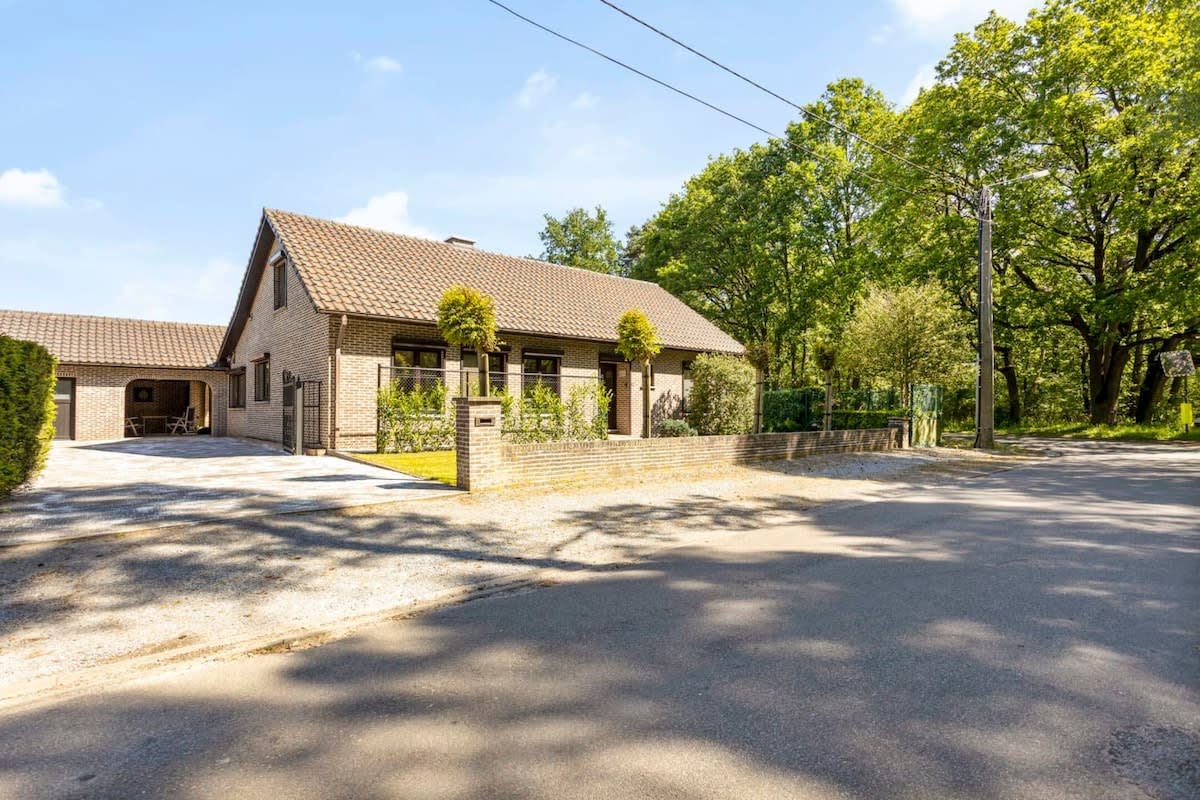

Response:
(0, 335), (57, 496)
(376, 382), (454, 453)
(501, 382), (610, 443)
(688, 353), (755, 435)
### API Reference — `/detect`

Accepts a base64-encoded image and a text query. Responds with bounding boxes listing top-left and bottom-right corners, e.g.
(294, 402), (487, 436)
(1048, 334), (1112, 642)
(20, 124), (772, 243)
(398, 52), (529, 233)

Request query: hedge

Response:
(763, 387), (824, 432)
(688, 353), (755, 435)
(831, 409), (904, 430)
(0, 335), (57, 496)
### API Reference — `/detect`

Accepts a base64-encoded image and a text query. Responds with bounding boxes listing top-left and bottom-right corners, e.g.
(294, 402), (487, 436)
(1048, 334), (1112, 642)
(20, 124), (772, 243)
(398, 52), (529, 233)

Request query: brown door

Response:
(600, 364), (618, 431)
(53, 378), (75, 440)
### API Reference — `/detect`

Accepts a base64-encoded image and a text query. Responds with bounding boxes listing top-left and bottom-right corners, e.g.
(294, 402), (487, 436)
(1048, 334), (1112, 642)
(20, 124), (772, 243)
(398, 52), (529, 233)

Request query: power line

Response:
(484, 0), (931, 200)
(597, 0), (951, 183)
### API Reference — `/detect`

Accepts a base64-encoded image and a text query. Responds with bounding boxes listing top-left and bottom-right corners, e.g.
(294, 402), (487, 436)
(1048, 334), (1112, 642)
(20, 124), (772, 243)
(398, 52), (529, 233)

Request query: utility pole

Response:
(975, 185), (995, 449)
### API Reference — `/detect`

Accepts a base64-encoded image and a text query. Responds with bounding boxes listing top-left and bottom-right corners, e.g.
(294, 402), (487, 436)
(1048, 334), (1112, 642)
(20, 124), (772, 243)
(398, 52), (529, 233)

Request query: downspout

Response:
(332, 314), (348, 449)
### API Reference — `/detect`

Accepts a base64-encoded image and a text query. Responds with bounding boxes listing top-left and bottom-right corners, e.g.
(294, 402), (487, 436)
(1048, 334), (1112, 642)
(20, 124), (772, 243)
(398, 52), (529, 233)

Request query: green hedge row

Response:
(831, 409), (904, 430)
(0, 335), (57, 496)
(763, 388), (824, 432)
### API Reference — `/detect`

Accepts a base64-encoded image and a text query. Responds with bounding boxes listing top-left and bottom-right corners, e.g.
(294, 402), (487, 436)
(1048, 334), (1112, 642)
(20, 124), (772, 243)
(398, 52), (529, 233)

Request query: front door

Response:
(53, 378), (74, 440)
(600, 364), (618, 431)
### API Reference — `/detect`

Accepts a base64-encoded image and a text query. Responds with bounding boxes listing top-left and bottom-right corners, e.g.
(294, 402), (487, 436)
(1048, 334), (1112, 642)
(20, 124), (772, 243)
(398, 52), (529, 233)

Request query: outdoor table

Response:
(140, 415), (169, 435)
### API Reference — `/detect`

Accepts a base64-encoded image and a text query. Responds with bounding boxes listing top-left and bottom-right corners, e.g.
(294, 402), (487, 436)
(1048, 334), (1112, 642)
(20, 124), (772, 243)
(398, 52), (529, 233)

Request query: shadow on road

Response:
(0, 444), (1196, 799)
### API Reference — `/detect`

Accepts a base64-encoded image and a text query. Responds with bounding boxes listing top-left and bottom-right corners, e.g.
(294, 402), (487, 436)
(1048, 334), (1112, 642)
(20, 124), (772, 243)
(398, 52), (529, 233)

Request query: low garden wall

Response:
(501, 427), (901, 488)
(454, 396), (908, 490)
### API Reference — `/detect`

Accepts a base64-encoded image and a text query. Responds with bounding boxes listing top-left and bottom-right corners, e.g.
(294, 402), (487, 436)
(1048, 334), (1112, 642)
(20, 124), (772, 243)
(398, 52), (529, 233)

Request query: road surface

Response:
(1, 440), (1196, 799)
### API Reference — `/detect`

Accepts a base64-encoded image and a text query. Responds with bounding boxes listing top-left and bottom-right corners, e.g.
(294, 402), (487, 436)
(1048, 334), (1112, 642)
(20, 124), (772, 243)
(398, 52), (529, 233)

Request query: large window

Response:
(462, 350), (507, 394)
(273, 261), (287, 309)
(392, 345), (444, 393)
(229, 369), (245, 408)
(522, 354), (561, 397)
(254, 358), (270, 402)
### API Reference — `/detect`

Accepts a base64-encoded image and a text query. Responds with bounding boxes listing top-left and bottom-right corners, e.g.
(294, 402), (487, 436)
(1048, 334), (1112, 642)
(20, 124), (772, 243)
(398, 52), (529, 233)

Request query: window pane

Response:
(54, 379), (72, 401)
(419, 350), (440, 369)
(462, 351), (478, 369)
(393, 350), (414, 367)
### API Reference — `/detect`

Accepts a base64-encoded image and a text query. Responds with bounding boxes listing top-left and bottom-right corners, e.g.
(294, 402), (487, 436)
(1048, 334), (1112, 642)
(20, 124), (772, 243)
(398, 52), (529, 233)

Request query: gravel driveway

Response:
(0, 437), (452, 547)
(0, 446), (1021, 706)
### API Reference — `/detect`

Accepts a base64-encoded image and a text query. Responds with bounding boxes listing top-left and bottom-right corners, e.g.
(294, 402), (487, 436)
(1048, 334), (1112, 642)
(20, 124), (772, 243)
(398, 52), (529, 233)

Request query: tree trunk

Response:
(996, 346), (1020, 426)
(822, 368), (833, 432)
(1135, 337), (1191, 423)
(1086, 340), (1131, 425)
(642, 360), (652, 438)
(479, 351), (490, 397)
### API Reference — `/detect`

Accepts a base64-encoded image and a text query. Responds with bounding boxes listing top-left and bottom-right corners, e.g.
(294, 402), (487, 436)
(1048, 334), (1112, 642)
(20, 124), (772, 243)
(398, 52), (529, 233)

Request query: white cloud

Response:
(569, 92), (598, 111)
(889, 0), (1041, 36)
(869, 25), (893, 45)
(350, 52), (403, 74)
(365, 55), (402, 73)
(517, 69), (557, 109)
(0, 168), (65, 208)
(339, 191), (436, 239)
(900, 63), (938, 106)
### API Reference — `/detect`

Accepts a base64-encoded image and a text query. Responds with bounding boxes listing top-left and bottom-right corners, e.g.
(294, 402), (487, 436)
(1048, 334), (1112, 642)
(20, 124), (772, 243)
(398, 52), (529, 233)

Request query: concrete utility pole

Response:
(975, 185), (995, 449)
(974, 169), (1050, 450)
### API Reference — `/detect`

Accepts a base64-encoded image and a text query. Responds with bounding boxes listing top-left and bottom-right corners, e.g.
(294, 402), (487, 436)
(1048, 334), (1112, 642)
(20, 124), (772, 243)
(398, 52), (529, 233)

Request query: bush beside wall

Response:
(0, 335), (57, 496)
(688, 353), (755, 435)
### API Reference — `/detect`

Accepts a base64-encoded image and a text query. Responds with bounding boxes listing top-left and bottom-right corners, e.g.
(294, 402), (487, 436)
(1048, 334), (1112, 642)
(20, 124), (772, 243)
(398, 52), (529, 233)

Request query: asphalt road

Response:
(1, 440), (1197, 799)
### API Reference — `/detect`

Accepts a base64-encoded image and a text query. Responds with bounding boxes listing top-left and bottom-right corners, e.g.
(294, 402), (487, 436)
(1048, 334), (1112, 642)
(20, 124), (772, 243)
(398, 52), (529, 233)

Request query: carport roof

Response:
(0, 309), (225, 369)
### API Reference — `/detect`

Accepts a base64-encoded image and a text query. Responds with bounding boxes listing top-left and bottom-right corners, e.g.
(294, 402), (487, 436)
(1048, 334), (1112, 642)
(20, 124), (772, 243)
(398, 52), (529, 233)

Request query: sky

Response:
(0, 0), (1042, 325)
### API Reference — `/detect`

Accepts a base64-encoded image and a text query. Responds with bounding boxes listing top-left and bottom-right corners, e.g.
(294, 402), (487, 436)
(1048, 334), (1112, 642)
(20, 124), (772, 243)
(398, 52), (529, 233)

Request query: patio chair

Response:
(167, 407), (196, 435)
(125, 417), (143, 437)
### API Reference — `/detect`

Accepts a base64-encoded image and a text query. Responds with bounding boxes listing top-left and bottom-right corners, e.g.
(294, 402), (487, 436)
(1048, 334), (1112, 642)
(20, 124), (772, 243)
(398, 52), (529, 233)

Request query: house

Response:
(2, 208), (743, 447)
(218, 209), (743, 450)
(0, 310), (226, 440)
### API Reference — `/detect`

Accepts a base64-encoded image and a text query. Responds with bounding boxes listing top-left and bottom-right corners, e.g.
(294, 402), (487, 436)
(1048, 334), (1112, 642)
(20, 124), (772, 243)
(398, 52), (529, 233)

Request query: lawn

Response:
(357, 451), (457, 485)
(996, 422), (1200, 442)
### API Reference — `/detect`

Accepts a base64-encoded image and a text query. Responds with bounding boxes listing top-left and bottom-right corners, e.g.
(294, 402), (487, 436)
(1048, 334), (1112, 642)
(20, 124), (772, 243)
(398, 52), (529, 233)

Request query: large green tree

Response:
(638, 79), (896, 386)
(537, 206), (622, 274)
(893, 0), (1199, 424)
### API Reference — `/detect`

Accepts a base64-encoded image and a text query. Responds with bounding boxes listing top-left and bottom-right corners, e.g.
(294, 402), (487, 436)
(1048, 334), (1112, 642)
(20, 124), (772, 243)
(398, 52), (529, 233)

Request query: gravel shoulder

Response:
(0, 446), (1029, 706)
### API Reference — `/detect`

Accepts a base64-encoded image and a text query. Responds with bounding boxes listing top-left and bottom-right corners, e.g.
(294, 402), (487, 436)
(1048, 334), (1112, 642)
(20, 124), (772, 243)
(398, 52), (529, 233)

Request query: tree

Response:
(637, 80), (897, 386)
(537, 206), (622, 274)
(615, 309), (661, 438)
(893, 0), (1200, 423)
(436, 285), (498, 397)
(840, 283), (971, 406)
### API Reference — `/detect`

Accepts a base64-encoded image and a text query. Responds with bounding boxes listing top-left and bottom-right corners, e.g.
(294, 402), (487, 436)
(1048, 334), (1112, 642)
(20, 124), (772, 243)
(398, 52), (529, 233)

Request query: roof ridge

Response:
(0, 307), (226, 330)
(263, 207), (664, 288)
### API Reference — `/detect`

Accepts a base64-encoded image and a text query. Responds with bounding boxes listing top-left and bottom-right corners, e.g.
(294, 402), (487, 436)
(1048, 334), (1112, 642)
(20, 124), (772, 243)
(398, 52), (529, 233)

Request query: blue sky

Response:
(0, 0), (1039, 324)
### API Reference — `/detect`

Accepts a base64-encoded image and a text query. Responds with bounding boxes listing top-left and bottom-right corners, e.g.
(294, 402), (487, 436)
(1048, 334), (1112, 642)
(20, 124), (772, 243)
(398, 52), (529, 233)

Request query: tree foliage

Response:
(841, 283), (972, 405)
(615, 309), (661, 366)
(437, 285), (498, 396)
(890, 0), (1199, 423)
(538, 206), (623, 274)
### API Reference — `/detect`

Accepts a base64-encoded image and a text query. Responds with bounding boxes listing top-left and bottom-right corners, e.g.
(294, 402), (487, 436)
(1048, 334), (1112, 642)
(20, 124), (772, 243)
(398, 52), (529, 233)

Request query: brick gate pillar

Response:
(454, 397), (503, 491)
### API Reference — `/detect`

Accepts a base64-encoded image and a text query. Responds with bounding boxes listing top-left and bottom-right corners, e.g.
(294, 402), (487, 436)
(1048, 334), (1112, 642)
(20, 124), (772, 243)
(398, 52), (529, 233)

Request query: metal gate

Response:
(910, 384), (943, 448)
(282, 374), (323, 454)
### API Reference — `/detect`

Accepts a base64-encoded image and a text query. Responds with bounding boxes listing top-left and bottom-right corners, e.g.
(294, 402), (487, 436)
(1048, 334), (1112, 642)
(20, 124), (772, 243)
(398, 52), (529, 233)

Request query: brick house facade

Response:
(218, 209), (743, 451)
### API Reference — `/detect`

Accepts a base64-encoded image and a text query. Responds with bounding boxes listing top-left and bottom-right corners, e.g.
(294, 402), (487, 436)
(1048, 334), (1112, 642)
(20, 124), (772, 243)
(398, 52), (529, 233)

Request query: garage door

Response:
(53, 378), (75, 439)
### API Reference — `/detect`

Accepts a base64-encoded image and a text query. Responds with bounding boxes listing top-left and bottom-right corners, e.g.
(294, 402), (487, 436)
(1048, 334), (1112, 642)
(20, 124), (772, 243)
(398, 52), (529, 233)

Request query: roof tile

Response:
(0, 310), (224, 369)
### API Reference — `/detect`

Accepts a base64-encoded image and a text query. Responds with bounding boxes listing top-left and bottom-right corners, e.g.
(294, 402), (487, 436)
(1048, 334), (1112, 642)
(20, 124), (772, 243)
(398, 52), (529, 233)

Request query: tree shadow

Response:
(0, 443), (1196, 798)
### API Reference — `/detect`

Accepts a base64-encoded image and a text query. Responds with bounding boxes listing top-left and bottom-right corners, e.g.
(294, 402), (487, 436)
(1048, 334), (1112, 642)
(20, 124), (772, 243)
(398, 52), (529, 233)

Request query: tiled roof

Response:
(261, 209), (744, 354)
(0, 309), (225, 369)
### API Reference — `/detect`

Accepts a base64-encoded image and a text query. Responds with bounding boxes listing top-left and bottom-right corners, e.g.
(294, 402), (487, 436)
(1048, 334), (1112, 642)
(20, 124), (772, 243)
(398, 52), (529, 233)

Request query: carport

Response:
(124, 379), (212, 435)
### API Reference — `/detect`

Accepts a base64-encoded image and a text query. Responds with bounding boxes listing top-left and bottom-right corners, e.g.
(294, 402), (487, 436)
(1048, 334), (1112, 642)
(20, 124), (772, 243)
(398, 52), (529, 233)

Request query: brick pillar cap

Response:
(453, 396), (503, 406)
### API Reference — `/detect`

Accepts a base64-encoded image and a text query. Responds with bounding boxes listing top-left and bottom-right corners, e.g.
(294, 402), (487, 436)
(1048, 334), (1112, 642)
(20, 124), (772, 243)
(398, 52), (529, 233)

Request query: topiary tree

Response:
(815, 343), (837, 432)
(437, 285), (498, 396)
(688, 353), (755, 435)
(615, 309), (662, 438)
(0, 335), (57, 496)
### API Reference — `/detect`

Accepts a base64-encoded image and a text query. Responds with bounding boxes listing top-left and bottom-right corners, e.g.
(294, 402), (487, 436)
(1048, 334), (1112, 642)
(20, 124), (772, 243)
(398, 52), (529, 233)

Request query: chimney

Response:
(444, 235), (476, 247)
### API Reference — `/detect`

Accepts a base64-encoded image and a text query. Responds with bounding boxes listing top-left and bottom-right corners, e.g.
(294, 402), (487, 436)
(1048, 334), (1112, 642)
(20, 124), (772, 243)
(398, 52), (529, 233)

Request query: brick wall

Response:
(55, 364), (228, 441)
(225, 240), (332, 446)
(490, 427), (902, 489)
